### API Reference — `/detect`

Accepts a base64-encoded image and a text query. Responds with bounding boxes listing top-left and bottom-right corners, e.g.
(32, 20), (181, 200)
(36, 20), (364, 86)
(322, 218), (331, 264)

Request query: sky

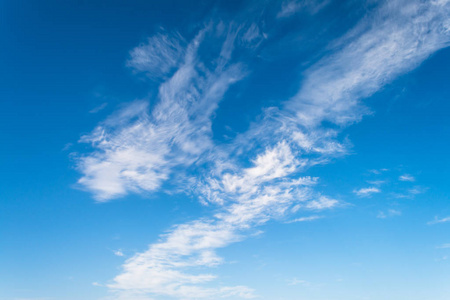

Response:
(1, 0), (450, 299)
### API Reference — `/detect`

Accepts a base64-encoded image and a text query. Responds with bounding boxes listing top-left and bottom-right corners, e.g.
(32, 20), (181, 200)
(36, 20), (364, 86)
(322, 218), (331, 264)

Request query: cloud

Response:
(366, 180), (386, 185)
(368, 169), (389, 175)
(305, 196), (338, 210)
(353, 187), (381, 197)
(75, 0), (450, 298)
(286, 0), (450, 127)
(108, 141), (337, 299)
(428, 216), (450, 225)
(277, 0), (304, 18)
(127, 32), (185, 79)
(436, 243), (450, 249)
(89, 102), (108, 114)
(391, 186), (427, 199)
(113, 249), (125, 257)
(377, 209), (402, 219)
(77, 29), (245, 201)
(399, 174), (415, 182)
(277, 0), (329, 18)
(287, 278), (311, 286)
(287, 215), (323, 223)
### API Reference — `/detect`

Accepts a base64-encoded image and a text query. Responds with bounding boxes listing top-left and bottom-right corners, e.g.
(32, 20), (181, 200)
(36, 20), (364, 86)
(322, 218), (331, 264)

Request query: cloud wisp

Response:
(286, 0), (450, 128)
(354, 187), (381, 197)
(287, 215), (323, 223)
(428, 216), (450, 225)
(77, 28), (244, 201)
(377, 209), (402, 219)
(399, 174), (415, 182)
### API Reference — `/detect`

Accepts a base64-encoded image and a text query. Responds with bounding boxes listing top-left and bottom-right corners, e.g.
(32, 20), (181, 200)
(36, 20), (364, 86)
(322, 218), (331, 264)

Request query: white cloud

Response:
(77, 0), (450, 298)
(108, 142), (336, 299)
(367, 180), (386, 185)
(305, 196), (338, 210)
(436, 243), (450, 249)
(77, 29), (245, 201)
(277, 0), (329, 18)
(399, 174), (415, 182)
(368, 169), (389, 175)
(241, 23), (264, 47)
(428, 216), (450, 225)
(277, 1), (304, 18)
(113, 249), (125, 257)
(127, 32), (185, 79)
(353, 187), (381, 197)
(287, 215), (323, 223)
(286, 0), (450, 127)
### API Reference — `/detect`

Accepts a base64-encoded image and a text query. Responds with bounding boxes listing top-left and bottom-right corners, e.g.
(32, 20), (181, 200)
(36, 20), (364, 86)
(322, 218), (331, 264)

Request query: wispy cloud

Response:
(391, 186), (427, 199)
(366, 180), (386, 186)
(399, 174), (415, 182)
(286, 0), (450, 127)
(127, 31), (185, 79)
(287, 278), (311, 286)
(368, 169), (389, 175)
(353, 187), (381, 197)
(428, 216), (450, 225)
(436, 243), (450, 249)
(377, 209), (402, 219)
(76, 0), (450, 298)
(89, 102), (108, 114)
(77, 29), (245, 201)
(277, 0), (329, 18)
(108, 142), (336, 299)
(287, 215), (323, 223)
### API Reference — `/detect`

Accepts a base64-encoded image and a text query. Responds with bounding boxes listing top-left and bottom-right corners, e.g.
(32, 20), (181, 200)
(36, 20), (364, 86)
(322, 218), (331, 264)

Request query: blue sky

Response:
(1, 0), (450, 299)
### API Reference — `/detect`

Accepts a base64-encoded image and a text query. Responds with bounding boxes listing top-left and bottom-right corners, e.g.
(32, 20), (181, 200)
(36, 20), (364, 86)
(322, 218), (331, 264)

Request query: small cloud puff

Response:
(113, 249), (124, 257)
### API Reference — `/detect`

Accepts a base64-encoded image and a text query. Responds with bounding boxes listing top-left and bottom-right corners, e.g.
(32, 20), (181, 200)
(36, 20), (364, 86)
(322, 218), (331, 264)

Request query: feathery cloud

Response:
(354, 187), (381, 197)
(108, 142), (334, 299)
(287, 215), (323, 223)
(428, 216), (450, 225)
(436, 243), (450, 249)
(377, 209), (402, 219)
(76, 0), (450, 298)
(399, 174), (415, 182)
(286, 0), (450, 127)
(77, 29), (244, 201)
(127, 32), (185, 79)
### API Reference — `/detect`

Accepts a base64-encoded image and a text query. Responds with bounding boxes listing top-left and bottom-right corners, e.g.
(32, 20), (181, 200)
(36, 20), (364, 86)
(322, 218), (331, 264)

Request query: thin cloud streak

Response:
(287, 215), (323, 223)
(428, 216), (450, 225)
(354, 187), (381, 197)
(286, 0), (450, 128)
(399, 174), (415, 182)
